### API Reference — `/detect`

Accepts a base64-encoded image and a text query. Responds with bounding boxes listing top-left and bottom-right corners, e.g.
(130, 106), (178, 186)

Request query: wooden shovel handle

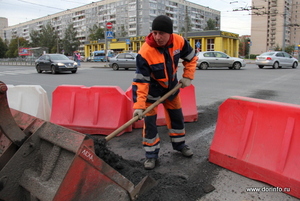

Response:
(105, 83), (182, 142)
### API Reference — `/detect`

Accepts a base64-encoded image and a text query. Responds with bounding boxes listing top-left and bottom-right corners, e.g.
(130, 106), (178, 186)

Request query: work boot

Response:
(180, 145), (193, 157)
(144, 158), (156, 170)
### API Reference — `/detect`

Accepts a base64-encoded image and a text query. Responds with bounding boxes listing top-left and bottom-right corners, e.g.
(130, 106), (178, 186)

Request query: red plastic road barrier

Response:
(125, 87), (164, 128)
(209, 96), (300, 198)
(125, 84), (198, 128)
(51, 85), (132, 135)
(180, 84), (198, 122)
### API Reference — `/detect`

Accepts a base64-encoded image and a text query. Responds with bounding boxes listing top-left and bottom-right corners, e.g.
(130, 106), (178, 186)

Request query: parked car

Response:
(196, 51), (246, 70)
(108, 52), (138, 70)
(35, 54), (78, 74)
(255, 51), (298, 69)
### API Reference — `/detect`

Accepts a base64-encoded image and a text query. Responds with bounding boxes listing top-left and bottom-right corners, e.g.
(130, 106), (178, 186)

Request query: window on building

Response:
(129, 4), (136, 9)
(129, 24), (136, 28)
(207, 39), (214, 51)
(150, 3), (157, 8)
(150, 10), (156, 15)
(129, 17), (136, 22)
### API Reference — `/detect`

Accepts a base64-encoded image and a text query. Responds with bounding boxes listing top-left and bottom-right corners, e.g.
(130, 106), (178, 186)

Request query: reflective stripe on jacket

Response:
(132, 33), (197, 109)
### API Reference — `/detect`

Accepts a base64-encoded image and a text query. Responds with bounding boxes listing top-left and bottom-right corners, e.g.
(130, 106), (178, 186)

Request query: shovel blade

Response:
(129, 176), (157, 200)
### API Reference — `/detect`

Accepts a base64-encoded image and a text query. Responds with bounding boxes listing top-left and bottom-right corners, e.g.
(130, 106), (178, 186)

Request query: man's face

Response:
(152, 30), (171, 46)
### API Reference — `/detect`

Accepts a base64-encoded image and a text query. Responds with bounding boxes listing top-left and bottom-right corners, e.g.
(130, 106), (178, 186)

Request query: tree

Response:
(28, 23), (58, 53)
(39, 23), (58, 53)
(204, 18), (217, 30)
(274, 44), (282, 51)
(0, 37), (8, 58)
(88, 24), (105, 41)
(29, 24), (60, 53)
(29, 30), (41, 47)
(5, 39), (16, 58)
(180, 15), (193, 34)
(284, 45), (295, 54)
(5, 37), (28, 58)
(62, 24), (80, 55)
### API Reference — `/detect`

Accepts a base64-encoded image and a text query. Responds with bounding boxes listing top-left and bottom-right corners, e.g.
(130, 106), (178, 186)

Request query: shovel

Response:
(102, 83), (182, 200)
(105, 83), (182, 142)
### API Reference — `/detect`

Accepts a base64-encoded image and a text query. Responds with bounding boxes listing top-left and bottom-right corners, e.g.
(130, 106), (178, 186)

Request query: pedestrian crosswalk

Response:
(0, 69), (37, 76)
(0, 68), (93, 76)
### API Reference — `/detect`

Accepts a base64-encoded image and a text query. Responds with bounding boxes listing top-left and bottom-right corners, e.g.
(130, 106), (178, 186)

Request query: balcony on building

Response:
(74, 11), (85, 17)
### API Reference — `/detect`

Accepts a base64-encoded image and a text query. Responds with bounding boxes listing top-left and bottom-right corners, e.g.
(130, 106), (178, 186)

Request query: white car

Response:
(196, 51), (246, 70)
(255, 51), (298, 69)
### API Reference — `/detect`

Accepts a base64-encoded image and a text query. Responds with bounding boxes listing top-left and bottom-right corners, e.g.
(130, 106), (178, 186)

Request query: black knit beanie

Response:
(152, 15), (173, 34)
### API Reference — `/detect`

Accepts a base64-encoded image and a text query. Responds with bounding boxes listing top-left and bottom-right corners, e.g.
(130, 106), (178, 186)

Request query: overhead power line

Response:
(16, 0), (88, 11)
(17, 0), (65, 10)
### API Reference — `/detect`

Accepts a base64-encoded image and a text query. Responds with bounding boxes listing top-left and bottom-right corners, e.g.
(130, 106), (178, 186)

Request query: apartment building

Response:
(251, 0), (300, 55)
(3, 0), (220, 53)
(0, 17), (8, 40)
(290, 0), (300, 51)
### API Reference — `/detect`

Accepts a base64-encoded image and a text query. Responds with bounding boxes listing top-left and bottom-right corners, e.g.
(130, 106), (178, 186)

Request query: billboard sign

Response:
(18, 48), (32, 56)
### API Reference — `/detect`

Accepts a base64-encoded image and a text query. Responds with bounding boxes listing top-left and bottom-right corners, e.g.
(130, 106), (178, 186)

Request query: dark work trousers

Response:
(142, 94), (186, 159)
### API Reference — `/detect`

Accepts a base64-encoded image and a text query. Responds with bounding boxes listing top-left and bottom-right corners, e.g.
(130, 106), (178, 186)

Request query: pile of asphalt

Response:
(90, 136), (217, 201)
(87, 102), (221, 201)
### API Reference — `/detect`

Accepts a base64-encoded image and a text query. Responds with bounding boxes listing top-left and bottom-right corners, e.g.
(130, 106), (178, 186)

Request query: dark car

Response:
(35, 54), (78, 74)
(108, 52), (137, 70)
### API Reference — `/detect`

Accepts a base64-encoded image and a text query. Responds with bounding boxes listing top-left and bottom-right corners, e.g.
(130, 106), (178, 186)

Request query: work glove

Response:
(179, 78), (192, 88)
(133, 109), (145, 120)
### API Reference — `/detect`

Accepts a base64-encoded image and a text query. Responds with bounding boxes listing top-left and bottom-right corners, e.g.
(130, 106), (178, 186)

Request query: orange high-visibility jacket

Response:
(132, 33), (197, 109)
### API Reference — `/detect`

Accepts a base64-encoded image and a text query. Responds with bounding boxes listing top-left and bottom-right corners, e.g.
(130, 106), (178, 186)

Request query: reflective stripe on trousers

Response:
(142, 94), (186, 159)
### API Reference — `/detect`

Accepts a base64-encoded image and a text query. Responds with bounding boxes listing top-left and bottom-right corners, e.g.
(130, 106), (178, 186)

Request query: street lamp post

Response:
(56, 31), (59, 53)
(17, 36), (19, 57)
(105, 22), (108, 62)
(283, 5), (287, 51)
(105, 21), (113, 62)
(184, 3), (188, 39)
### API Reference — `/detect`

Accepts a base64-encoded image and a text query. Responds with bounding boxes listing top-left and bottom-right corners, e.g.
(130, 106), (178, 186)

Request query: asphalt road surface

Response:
(0, 62), (299, 201)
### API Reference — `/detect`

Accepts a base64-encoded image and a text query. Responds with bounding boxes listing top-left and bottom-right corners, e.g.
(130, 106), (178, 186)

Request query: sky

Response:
(1, 0), (252, 36)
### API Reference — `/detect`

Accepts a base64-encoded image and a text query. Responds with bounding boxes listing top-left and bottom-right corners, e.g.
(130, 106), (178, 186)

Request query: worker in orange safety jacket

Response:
(132, 15), (197, 170)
